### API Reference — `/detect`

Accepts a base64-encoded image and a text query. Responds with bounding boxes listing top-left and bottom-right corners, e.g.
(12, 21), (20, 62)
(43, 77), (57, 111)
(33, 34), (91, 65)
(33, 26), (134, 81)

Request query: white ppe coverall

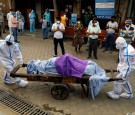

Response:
(107, 37), (135, 99)
(7, 12), (13, 34)
(0, 35), (28, 87)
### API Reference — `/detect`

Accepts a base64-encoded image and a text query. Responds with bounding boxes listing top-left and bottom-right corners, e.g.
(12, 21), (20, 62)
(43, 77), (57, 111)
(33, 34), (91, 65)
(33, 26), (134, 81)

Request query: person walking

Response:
(7, 9), (13, 34)
(61, 13), (68, 27)
(18, 12), (25, 35)
(103, 16), (118, 53)
(51, 16), (65, 57)
(72, 20), (83, 53)
(0, 34), (28, 87)
(29, 10), (36, 32)
(44, 8), (52, 37)
(107, 37), (135, 99)
(40, 15), (48, 39)
(11, 12), (19, 42)
(87, 20), (101, 59)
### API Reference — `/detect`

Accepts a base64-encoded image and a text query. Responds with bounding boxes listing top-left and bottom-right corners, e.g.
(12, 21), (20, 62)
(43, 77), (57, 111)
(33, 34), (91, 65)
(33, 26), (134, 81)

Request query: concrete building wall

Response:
(0, 0), (11, 14)
(36, 1), (41, 21)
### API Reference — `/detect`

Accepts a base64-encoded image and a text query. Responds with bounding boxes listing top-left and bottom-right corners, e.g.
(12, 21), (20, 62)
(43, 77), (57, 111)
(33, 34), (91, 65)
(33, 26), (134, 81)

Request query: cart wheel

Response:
(51, 84), (69, 100)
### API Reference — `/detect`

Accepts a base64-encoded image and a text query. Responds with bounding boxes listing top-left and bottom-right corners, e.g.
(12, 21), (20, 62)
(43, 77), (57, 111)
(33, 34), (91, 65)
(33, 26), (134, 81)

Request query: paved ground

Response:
(0, 30), (135, 115)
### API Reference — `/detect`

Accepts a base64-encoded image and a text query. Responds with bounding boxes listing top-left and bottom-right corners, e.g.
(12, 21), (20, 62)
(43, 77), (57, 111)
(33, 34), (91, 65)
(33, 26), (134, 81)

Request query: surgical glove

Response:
(117, 63), (123, 71)
(116, 73), (126, 81)
(20, 64), (23, 67)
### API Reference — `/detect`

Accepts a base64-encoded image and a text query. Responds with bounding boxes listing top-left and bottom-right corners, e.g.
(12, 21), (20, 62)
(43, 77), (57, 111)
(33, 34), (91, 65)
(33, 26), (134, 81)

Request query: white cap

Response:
(5, 35), (14, 44)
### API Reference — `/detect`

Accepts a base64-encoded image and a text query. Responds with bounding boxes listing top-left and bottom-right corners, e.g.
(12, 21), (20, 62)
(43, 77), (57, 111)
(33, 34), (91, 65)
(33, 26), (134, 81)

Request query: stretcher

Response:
(10, 64), (122, 100)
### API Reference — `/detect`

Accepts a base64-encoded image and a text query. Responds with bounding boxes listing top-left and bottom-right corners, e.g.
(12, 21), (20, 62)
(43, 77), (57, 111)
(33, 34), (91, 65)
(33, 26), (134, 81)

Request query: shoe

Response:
(120, 92), (133, 99)
(17, 80), (28, 88)
(3, 77), (16, 84)
(110, 49), (113, 53)
(4, 80), (15, 85)
(87, 56), (92, 59)
(53, 55), (57, 57)
(102, 49), (108, 52)
(107, 91), (120, 99)
(15, 41), (20, 43)
(94, 57), (98, 59)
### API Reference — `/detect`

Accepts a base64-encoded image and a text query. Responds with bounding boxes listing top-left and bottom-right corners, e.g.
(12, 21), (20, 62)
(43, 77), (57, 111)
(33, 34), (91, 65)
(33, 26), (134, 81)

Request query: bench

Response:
(64, 27), (119, 46)
(65, 27), (74, 39)
(64, 27), (88, 39)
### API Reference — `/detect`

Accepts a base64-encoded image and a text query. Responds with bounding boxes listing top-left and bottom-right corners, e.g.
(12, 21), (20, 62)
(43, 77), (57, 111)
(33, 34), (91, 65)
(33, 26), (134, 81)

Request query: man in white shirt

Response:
(103, 16), (118, 53)
(87, 20), (101, 59)
(51, 17), (65, 57)
(88, 15), (100, 27)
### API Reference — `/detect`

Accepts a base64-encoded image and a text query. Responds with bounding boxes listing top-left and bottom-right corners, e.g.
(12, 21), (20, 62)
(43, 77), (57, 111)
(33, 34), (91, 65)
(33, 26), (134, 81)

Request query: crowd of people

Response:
(71, 15), (135, 60)
(0, 7), (135, 100)
(1, 9), (25, 42)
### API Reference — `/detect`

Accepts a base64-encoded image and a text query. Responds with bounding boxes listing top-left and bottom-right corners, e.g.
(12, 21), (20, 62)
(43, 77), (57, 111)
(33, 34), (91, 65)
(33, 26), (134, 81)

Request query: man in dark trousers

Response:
(87, 20), (101, 59)
(51, 16), (65, 57)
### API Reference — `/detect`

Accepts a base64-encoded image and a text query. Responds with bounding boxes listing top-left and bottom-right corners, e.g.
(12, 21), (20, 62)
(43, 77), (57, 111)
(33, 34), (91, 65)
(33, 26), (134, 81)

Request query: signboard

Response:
(95, 0), (115, 19)
(71, 13), (77, 24)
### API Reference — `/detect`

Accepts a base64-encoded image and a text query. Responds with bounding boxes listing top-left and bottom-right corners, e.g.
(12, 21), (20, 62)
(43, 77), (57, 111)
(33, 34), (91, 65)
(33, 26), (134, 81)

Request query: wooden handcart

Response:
(10, 64), (122, 100)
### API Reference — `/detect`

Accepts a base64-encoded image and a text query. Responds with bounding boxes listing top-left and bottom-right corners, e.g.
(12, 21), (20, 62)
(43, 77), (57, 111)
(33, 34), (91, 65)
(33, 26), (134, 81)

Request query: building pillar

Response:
(53, 0), (58, 21)
(11, 0), (15, 9)
(121, 0), (130, 22)
(36, 1), (41, 20)
(73, 0), (81, 18)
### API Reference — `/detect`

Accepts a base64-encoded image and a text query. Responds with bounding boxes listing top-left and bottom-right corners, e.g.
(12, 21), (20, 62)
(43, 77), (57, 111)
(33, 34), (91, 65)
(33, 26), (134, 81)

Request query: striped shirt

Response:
(120, 26), (134, 44)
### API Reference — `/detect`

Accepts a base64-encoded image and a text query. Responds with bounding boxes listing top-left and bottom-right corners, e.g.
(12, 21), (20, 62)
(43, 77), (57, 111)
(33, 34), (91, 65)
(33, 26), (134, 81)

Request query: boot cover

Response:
(120, 92), (133, 99)
(107, 91), (120, 99)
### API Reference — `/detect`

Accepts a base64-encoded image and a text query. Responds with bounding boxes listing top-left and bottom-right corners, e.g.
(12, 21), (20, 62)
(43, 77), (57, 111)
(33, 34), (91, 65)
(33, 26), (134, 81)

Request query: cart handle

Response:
(10, 64), (27, 77)
(10, 64), (122, 81)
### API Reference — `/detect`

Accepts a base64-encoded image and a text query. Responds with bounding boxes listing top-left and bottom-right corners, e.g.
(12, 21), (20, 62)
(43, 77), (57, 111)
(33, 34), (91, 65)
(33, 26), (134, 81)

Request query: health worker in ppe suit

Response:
(0, 34), (28, 87)
(107, 37), (135, 99)
(29, 10), (36, 32)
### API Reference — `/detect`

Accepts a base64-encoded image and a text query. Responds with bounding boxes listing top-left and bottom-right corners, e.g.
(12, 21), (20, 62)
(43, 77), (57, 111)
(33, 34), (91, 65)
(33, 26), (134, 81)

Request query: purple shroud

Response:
(55, 54), (88, 78)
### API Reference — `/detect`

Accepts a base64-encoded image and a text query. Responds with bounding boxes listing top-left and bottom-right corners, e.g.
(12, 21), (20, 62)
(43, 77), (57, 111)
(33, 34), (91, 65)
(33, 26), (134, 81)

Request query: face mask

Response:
(116, 45), (121, 49)
(93, 22), (97, 27)
(111, 19), (114, 22)
(6, 41), (12, 46)
(57, 21), (60, 24)
(77, 21), (80, 24)
(116, 43), (124, 49)
(126, 24), (130, 27)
